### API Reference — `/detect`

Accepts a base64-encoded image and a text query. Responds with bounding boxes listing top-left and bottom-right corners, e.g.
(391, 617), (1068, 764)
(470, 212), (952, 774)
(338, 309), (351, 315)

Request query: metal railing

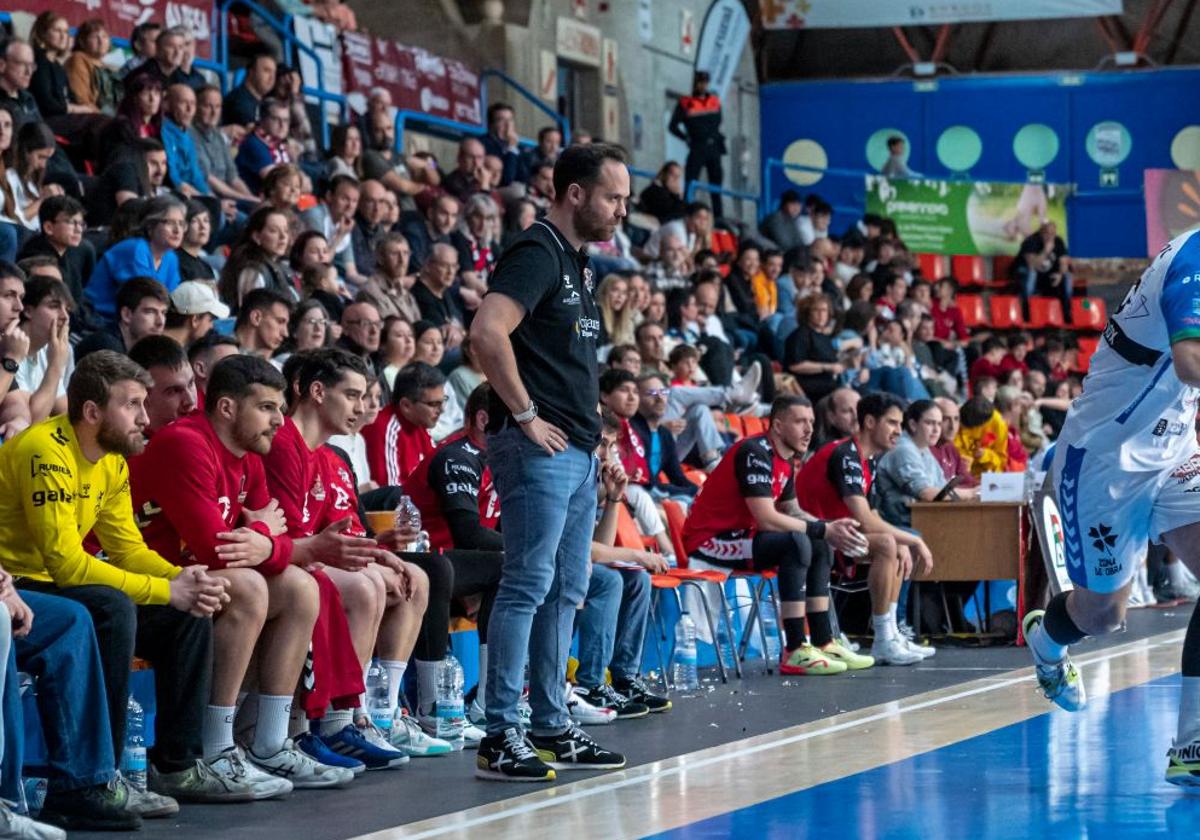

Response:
(393, 111), (486, 154)
(479, 68), (571, 146)
(685, 180), (762, 224)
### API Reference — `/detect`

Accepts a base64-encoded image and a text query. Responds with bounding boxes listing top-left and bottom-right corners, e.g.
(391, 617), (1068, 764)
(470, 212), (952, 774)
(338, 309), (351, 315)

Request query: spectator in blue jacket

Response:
(160, 84), (210, 198)
(479, 102), (529, 187)
(234, 98), (292, 194)
(84, 196), (184, 323)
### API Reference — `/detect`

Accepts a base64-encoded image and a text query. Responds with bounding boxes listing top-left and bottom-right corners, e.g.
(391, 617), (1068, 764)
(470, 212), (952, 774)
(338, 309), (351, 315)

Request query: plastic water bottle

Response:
(122, 696), (147, 792)
(673, 613), (699, 690)
(365, 660), (392, 737)
(760, 597), (781, 663)
(435, 655), (465, 750)
(395, 496), (428, 551)
(715, 618), (735, 671)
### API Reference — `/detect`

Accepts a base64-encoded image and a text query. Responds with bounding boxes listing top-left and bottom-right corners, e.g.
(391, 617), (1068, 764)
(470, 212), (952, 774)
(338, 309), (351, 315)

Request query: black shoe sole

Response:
(40, 810), (143, 832)
(474, 767), (557, 782)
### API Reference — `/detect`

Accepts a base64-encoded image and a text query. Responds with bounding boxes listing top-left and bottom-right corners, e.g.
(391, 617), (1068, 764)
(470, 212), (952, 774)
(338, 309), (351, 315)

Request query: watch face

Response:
(1, 359), (17, 374)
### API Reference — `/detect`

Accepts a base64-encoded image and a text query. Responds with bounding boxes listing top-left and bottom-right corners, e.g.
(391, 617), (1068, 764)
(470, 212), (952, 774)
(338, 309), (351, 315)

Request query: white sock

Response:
(890, 602), (901, 629)
(872, 613), (894, 641)
(1027, 621), (1069, 664)
(1178, 676), (1200, 745)
(288, 703), (308, 738)
(318, 707), (354, 737)
(202, 705), (236, 761)
(415, 659), (441, 717)
(381, 659), (407, 714)
(251, 695), (293, 757)
(1168, 561), (1190, 589)
(476, 645), (488, 709)
(359, 660), (372, 710)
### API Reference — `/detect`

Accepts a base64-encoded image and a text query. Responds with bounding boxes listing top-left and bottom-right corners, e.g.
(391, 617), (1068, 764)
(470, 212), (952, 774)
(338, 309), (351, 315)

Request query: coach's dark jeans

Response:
(17, 581), (212, 773)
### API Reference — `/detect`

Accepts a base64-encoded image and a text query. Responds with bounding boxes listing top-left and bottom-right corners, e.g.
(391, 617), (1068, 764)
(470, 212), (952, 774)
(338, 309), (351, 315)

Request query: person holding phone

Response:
(877, 400), (977, 529)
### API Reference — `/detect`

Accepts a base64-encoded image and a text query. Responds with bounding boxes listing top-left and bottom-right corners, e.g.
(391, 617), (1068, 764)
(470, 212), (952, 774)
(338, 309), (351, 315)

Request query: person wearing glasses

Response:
(362, 361), (446, 486)
(16, 195), (94, 305)
(337, 301), (382, 374)
(235, 98), (294, 195)
(84, 196), (185, 325)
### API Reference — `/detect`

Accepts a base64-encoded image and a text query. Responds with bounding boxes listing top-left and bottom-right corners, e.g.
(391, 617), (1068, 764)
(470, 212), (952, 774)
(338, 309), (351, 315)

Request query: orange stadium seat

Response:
(1028, 297), (1066, 329)
(989, 295), (1027, 329)
(958, 294), (987, 329)
(1071, 297), (1107, 331)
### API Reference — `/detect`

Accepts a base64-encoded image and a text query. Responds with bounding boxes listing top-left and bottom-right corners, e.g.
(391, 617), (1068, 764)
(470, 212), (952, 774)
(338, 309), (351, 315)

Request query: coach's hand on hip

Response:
(523, 415), (568, 455)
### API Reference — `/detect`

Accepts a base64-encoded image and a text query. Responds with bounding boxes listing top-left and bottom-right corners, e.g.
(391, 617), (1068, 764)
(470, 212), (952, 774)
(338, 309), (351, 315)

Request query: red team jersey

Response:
(263, 416), (367, 717)
(796, 437), (874, 521)
(361, 405), (435, 487)
(682, 435), (794, 558)
(129, 413), (292, 576)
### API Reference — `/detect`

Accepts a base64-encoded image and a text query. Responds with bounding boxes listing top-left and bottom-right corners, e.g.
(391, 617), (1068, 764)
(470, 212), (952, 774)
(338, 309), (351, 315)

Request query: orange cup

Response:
(365, 511), (395, 534)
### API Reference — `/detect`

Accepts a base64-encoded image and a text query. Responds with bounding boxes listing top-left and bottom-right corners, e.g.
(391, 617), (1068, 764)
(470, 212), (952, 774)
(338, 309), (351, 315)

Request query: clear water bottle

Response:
(760, 597), (781, 663)
(673, 612), (699, 691)
(395, 496), (428, 551)
(122, 696), (147, 792)
(435, 655), (465, 750)
(715, 617), (735, 671)
(365, 660), (392, 737)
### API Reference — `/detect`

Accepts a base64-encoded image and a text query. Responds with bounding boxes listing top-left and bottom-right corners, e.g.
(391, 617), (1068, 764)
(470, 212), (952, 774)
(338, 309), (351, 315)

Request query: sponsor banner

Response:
(339, 33), (479, 125)
(695, 0), (750, 102)
(1144, 169), (1200, 256)
(13, 0), (213, 56)
(864, 176), (1069, 256)
(760, 0), (1123, 29)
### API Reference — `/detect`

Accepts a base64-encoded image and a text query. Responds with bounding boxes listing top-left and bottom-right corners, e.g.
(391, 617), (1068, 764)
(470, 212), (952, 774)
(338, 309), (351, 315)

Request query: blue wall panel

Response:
(760, 68), (1200, 258)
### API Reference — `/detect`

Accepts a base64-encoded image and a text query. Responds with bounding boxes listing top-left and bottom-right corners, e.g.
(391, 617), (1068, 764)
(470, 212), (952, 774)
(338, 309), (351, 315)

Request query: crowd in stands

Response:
(0, 7), (1194, 836)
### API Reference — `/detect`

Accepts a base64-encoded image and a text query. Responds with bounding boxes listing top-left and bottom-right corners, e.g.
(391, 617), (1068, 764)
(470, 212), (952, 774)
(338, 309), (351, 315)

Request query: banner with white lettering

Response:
(760, 0), (1123, 29)
(13, 0), (214, 57)
(695, 0), (750, 102)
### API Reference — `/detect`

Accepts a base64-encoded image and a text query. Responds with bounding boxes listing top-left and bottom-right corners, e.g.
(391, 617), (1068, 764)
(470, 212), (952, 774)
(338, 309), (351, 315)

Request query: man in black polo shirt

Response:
(17, 196), (94, 306)
(470, 143), (629, 781)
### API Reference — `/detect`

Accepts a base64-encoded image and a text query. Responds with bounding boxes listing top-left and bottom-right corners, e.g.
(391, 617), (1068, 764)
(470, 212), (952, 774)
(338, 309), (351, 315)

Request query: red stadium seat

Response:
(1027, 297), (1066, 329)
(917, 253), (949, 280)
(958, 294), (987, 329)
(992, 255), (1016, 285)
(989, 295), (1027, 329)
(1074, 336), (1100, 372)
(951, 255), (987, 286)
(1071, 297), (1107, 331)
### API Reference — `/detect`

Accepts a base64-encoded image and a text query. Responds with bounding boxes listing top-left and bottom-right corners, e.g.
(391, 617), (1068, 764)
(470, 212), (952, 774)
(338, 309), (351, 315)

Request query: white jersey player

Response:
(1025, 227), (1200, 789)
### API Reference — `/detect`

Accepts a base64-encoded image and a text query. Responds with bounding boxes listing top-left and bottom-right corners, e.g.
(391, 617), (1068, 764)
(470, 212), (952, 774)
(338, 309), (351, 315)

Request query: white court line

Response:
(357, 631), (1184, 840)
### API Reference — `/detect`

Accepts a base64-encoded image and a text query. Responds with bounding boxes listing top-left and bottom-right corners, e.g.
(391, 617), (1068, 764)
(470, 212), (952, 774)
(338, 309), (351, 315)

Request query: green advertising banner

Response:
(864, 176), (1070, 256)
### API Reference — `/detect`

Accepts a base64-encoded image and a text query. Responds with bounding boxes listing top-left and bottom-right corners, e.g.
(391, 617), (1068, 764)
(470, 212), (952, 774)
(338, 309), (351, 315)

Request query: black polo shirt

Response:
(485, 219), (601, 450)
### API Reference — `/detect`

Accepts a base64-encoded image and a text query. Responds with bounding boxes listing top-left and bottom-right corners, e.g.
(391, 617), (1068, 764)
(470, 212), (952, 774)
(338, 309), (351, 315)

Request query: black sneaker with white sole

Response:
(529, 723), (626, 771)
(613, 675), (672, 713)
(574, 683), (649, 720)
(475, 727), (556, 783)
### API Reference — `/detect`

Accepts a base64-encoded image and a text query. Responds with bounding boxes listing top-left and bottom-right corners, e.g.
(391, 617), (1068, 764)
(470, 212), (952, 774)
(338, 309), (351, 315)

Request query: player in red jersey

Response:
(361, 362), (443, 486)
(683, 395), (871, 675)
(131, 351), (353, 791)
(797, 392), (936, 666)
(265, 349), (422, 770)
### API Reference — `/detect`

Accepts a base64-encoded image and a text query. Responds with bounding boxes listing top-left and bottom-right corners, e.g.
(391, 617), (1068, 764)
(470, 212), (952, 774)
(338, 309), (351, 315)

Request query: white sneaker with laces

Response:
(463, 722), (486, 749)
(248, 739), (354, 789)
(0, 801), (65, 840)
(870, 635), (924, 666)
(208, 746), (293, 800)
(725, 361), (762, 411)
(356, 721), (410, 766)
(467, 698), (486, 726)
(390, 711), (453, 756)
(567, 684), (618, 725)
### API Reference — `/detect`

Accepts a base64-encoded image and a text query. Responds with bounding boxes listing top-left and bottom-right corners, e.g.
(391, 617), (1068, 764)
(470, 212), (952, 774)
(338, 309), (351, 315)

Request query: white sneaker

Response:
(208, 746), (293, 800)
(467, 698), (486, 726)
(567, 684), (618, 726)
(248, 739), (354, 789)
(870, 635), (924, 666)
(462, 722), (486, 749)
(725, 362), (762, 412)
(390, 710), (453, 756)
(355, 721), (410, 766)
(903, 636), (936, 658)
(0, 802), (65, 840)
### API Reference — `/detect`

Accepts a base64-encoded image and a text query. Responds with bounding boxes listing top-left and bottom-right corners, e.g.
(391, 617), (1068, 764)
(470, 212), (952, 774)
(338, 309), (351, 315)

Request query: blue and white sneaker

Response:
(322, 724), (408, 770)
(295, 732), (366, 776)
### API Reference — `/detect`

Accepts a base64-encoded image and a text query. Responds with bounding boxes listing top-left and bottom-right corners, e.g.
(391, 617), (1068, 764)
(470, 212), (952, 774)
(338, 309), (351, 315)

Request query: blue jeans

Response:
(1016, 265), (1073, 313)
(1, 592), (114, 799)
(575, 565), (651, 687)
(865, 367), (930, 401)
(0, 222), (17, 263)
(484, 428), (598, 736)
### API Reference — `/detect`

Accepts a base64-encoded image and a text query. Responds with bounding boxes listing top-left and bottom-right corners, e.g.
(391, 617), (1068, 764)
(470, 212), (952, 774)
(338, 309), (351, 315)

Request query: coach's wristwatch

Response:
(513, 401), (539, 425)
(0, 358), (17, 375)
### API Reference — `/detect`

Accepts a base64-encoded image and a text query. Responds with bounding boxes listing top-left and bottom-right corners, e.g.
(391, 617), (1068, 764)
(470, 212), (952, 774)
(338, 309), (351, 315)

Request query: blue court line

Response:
(646, 674), (1199, 840)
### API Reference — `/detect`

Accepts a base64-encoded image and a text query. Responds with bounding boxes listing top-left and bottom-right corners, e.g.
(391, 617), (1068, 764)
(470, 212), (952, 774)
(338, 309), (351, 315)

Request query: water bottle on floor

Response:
(365, 660), (392, 737)
(760, 596), (781, 663)
(435, 656), (465, 750)
(673, 612), (699, 691)
(122, 696), (147, 792)
(715, 617), (735, 670)
(395, 495), (429, 552)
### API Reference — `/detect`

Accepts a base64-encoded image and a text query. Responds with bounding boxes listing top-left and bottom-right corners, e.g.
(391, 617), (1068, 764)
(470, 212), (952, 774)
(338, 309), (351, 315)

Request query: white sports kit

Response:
(1053, 229), (1200, 592)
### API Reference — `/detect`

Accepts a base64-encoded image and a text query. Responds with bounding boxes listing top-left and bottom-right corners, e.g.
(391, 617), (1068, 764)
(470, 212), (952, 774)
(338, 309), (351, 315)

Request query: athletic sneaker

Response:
(40, 779), (141, 832)
(209, 746), (293, 800)
(820, 639), (875, 670)
(903, 637), (936, 658)
(116, 771), (179, 817)
(529, 723), (626, 771)
(1023, 610), (1087, 711)
(0, 800), (64, 840)
(475, 727), (556, 783)
(573, 683), (649, 720)
(323, 723), (408, 770)
(467, 697), (487, 726)
(390, 710), (453, 756)
(1166, 739), (1200, 788)
(612, 675), (672, 713)
(870, 635), (924, 666)
(295, 731), (366, 776)
(465, 696), (531, 728)
(725, 361), (762, 413)
(248, 738), (355, 788)
(780, 644), (847, 675)
(566, 684), (618, 725)
(463, 721), (486, 748)
(148, 758), (255, 803)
